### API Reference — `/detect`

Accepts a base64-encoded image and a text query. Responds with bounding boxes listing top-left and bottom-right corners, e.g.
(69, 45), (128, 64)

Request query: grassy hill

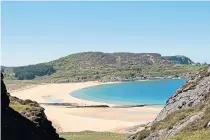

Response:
(3, 52), (207, 83)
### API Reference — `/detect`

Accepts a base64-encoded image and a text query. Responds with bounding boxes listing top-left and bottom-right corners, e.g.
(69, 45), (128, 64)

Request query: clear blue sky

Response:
(2, 1), (210, 66)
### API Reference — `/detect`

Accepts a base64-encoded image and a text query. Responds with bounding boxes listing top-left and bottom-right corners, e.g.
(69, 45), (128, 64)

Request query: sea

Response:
(70, 79), (186, 105)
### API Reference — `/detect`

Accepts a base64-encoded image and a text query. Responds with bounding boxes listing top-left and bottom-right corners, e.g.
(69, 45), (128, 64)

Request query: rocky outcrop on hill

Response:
(164, 55), (194, 64)
(1, 73), (64, 140)
(128, 66), (210, 140)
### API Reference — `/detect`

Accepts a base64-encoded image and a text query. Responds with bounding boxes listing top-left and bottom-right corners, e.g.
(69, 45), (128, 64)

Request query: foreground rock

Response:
(155, 66), (210, 122)
(1, 73), (64, 140)
(128, 66), (210, 140)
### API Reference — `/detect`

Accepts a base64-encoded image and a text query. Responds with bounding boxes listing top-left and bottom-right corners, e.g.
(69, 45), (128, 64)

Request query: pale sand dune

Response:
(10, 82), (163, 132)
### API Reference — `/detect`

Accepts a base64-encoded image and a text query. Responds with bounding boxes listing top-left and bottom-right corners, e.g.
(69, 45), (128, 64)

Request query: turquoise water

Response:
(48, 97), (63, 103)
(70, 79), (186, 105)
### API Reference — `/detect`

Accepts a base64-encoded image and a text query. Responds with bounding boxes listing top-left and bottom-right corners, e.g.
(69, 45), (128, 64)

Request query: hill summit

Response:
(50, 52), (194, 67)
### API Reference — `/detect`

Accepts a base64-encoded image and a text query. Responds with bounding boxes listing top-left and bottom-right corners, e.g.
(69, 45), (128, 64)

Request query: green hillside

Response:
(3, 52), (207, 83)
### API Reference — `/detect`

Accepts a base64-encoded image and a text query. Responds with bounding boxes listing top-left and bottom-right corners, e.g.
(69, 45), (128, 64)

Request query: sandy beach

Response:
(10, 81), (117, 106)
(10, 81), (163, 133)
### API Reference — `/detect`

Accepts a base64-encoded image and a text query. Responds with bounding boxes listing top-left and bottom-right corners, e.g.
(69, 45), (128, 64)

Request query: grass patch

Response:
(9, 101), (31, 112)
(59, 131), (128, 140)
(129, 108), (199, 139)
(177, 105), (210, 132)
(9, 96), (34, 113)
(170, 104), (210, 140)
(5, 79), (40, 92)
(170, 129), (210, 140)
(151, 108), (195, 131)
(129, 130), (151, 140)
(133, 102), (210, 140)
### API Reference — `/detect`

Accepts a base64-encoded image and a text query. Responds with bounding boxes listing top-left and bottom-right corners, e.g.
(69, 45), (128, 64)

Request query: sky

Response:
(1, 1), (210, 66)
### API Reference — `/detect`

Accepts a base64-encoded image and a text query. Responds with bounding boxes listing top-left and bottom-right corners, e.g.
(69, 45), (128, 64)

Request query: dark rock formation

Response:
(1, 73), (65, 140)
(1, 73), (10, 111)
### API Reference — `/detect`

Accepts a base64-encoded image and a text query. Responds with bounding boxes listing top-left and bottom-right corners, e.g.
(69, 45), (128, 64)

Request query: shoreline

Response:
(10, 81), (120, 106)
(11, 80), (163, 106)
(40, 103), (164, 108)
(10, 81), (163, 133)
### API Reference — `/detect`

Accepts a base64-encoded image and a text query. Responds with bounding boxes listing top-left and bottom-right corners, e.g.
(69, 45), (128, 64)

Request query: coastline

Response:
(10, 81), (119, 106)
(10, 81), (163, 133)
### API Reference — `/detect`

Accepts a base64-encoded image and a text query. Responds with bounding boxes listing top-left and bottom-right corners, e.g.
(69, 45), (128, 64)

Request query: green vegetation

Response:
(182, 106), (210, 131)
(13, 63), (55, 80)
(10, 101), (31, 112)
(2, 67), (16, 80)
(170, 105), (210, 140)
(130, 130), (151, 140)
(130, 108), (198, 140)
(59, 131), (128, 140)
(151, 108), (196, 131)
(131, 102), (210, 140)
(9, 97), (31, 112)
(3, 52), (208, 82)
(170, 129), (210, 140)
(46, 52), (207, 82)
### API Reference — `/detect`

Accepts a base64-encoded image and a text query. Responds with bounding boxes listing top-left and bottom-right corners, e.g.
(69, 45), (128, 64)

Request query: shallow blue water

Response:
(48, 97), (63, 103)
(70, 79), (186, 105)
